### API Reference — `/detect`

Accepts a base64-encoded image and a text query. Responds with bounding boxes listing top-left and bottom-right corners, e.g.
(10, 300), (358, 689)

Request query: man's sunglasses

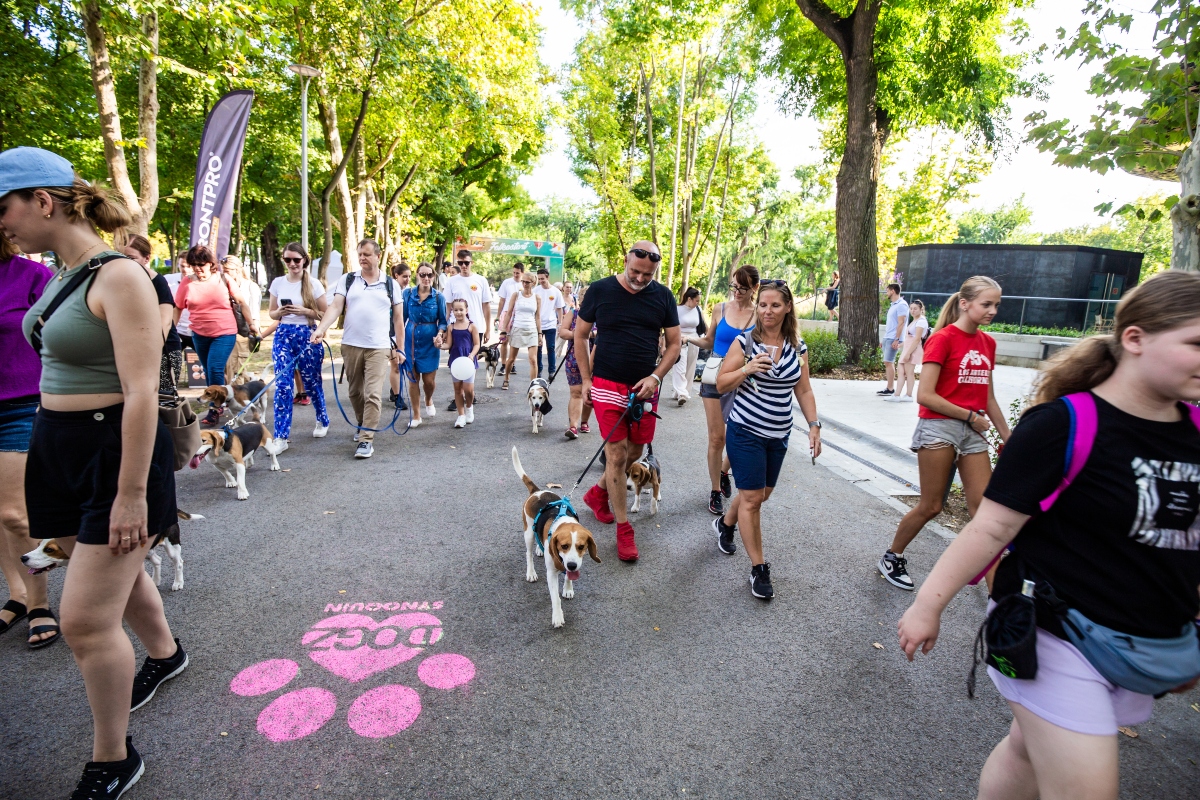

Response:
(628, 248), (661, 263)
(456, 260), (471, 266)
(283, 256), (304, 265)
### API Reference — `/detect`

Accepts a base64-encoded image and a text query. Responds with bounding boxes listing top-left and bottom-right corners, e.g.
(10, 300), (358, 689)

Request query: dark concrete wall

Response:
(895, 244), (1143, 329)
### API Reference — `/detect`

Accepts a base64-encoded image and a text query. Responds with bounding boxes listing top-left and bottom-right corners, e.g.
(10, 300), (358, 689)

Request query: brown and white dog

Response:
(199, 379), (271, 425)
(21, 510), (203, 591)
(192, 423), (281, 500)
(512, 447), (600, 628)
(626, 447), (662, 514)
(526, 378), (552, 434)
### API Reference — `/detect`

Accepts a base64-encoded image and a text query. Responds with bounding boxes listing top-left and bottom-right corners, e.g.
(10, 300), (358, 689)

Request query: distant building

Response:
(896, 243), (1144, 330)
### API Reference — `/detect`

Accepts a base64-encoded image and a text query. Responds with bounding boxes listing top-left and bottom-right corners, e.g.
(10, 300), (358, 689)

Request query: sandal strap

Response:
(2, 599), (28, 616)
(26, 607), (56, 621)
(29, 622), (60, 635)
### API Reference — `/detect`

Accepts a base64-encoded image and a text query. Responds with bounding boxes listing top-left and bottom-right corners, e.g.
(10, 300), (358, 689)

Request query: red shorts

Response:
(589, 376), (659, 445)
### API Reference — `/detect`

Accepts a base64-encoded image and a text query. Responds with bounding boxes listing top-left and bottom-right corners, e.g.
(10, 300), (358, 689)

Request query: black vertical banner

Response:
(189, 90), (254, 261)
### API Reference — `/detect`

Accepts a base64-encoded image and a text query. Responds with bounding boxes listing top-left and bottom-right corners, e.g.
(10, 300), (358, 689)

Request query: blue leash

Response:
(224, 342), (319, 425)
(323, 341), (415, 436)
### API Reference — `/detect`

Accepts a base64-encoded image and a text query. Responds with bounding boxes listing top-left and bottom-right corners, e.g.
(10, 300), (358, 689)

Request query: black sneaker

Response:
(876, 388), (894, 396)
(878, 551), (915, 590)
(70, 736), (144, 799)
(750, 563), (774, 599)
(713, 517), (737, 555)
(708, 490), (723, 515)
(447, 399), (458, 412)
(131, 638), (188, 712)
(720, 471), (732, 498)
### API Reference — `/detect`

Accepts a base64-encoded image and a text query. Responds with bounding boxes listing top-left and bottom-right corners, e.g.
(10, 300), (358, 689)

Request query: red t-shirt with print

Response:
(918, 325), (996, 420)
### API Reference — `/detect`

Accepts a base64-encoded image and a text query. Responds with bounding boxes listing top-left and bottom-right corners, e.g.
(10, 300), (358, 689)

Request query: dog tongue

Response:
(188, 453), (203, 470)
(567, 570), (580, 581)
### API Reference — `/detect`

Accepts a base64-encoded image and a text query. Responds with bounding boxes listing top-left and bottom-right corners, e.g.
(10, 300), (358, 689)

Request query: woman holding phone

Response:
(267, 242), (328, 447)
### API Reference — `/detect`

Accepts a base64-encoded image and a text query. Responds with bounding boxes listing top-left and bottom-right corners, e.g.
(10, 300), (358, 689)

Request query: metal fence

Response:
(899, 291), (1121, 335)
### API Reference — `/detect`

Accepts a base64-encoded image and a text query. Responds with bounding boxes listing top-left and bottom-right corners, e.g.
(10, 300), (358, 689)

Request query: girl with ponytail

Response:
(898, 271), (1200, 798)
(879, 275), (1009, 591)
(267, 242), (329, 445)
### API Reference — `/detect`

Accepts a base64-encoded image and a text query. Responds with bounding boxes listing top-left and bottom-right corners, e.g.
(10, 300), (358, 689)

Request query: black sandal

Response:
(0, 599), (28, 636)
(26, 607), (60, 650)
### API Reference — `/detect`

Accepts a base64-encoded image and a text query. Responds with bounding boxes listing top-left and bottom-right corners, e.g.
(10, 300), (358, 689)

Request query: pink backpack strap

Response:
(1186, 403), (1200, 433)
(1038, 392), (1098, 513)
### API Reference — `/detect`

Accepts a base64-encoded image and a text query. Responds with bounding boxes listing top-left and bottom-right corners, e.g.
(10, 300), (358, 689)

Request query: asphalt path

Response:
(2, 367), (1198, 799)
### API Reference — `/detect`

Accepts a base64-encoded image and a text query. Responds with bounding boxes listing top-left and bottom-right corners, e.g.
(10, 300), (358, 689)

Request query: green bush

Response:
(983, 322), (1089, 338)
(858, 344), (885, 372)
(802, 329), (848, 373)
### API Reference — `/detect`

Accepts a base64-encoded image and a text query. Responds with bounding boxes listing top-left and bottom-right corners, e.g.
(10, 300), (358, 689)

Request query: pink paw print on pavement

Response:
(230, 611), (475, 741)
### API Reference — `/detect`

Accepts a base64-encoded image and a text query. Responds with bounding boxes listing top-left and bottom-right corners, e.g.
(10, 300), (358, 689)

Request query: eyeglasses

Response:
(628, 248), (661, 263)
(283, 256), (304, 265)
(729, 283), (749, 294)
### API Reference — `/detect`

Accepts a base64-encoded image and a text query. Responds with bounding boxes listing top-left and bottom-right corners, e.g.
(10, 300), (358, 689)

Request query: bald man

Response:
(574, 241), (681, 562)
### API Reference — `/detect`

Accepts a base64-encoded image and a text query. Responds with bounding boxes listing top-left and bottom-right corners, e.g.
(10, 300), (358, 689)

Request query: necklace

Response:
(57, 242), (107, 280)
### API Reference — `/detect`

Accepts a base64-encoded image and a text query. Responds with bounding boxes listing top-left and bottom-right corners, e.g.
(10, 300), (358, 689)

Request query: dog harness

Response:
(531, 497), (579, 556)
(220, 424), (265, 454)
(529, 377), (553, 415)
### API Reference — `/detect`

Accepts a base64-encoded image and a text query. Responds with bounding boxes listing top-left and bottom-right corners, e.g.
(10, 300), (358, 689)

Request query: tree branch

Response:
(365, 136), (403, 183)
(793, 0), (850, 54)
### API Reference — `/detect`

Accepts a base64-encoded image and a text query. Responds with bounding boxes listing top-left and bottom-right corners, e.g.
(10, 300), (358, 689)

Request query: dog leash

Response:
(323, 341), (415, 436)
(223, 342), (317, 426)
(561, 392), (660, 501)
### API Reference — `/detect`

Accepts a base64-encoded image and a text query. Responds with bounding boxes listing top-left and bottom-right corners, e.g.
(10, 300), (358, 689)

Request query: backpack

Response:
(340, 271), (396, 346)
(969, 392), (1200, 585)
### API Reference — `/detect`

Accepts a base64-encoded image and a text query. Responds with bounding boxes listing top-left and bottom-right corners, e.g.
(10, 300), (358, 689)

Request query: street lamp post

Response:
(288, 63), (322, 255)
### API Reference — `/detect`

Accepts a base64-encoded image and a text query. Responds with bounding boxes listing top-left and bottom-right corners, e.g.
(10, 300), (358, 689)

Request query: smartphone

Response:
(280, 298), (294, 308)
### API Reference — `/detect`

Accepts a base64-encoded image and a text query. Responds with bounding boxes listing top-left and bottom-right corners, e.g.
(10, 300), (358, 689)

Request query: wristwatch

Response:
(807, 419), (822, 430)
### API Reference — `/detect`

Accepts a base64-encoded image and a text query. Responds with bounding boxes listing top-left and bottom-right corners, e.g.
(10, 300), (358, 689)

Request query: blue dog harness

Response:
(532, 497), (578, 556)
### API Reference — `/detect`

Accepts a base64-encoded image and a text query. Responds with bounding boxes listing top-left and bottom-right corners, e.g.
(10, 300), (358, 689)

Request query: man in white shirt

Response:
(878, 282), (909, 397)
(495, 262), (525, 375)
(311, 238), (405, 459)
(533, 268), (566, 378)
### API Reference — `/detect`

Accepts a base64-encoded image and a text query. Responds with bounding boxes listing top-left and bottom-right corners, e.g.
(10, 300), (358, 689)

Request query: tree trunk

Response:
(137, 9), (159, 231)
(316, 84), (356, 262)
(261, 222), (283, 282)
(795, 0), (884, 360)
(667, 50), (687, 285)
(381, 164), (417, 266)
(320, 71), (375, 281)
(640, 61), (659, 248)
(1171, 138), (1200, 272)
(681, 77), (739, 294)
(702, 137), (734, 305)
(354, 138), (368, 246)
(80, 1), (147, 236)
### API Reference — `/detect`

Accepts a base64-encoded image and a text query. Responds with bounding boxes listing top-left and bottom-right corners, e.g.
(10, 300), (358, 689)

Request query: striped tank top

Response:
(726, 332), (807, 439)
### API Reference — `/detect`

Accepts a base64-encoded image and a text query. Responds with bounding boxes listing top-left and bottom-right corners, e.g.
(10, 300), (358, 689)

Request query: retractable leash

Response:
(545, 348), (568, 385)
(323, 341), (415, 436)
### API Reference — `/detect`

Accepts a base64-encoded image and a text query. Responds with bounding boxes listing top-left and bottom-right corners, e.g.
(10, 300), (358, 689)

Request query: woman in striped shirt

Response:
(713, 281), (822, 599)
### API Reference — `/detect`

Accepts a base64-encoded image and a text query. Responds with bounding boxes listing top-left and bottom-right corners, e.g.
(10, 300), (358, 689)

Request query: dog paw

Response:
(551, 611), (565, 628)
(171, 579), (184, 591)
(270, 463), (281, 471)
(237, 490), (250, 500)
(562, 584), (574, 600)
(525, 570), (538, 583)
(225, 480), (238, 488)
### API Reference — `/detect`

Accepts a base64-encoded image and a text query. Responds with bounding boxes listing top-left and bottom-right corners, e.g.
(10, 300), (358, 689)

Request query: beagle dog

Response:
(192, 423), (281, 500)
(626, 449), (662, 515)
(22, 510), (203, 591)
(199, 379), (270, 425)
(526, 378), (552, 434)
(512, 447), (600, 628)
(478, 344), (501, 388)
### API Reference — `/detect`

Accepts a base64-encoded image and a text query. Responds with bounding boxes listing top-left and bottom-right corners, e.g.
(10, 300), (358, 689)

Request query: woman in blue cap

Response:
(0, 147), (184, 799)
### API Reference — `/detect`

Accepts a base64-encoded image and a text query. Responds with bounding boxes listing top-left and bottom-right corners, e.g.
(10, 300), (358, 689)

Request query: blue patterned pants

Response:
(272, 324), (329, 439)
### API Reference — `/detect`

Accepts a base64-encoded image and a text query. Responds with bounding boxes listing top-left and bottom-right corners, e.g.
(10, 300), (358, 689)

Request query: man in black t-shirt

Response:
(575, 241), (680, 562)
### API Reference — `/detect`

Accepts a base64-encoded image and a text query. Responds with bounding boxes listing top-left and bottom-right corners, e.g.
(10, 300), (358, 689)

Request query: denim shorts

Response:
(699, 382), (722, 400)
(725, 420), (789, 491)
(0, 396), (39, 453)
(882, 337), (899, 362)
(910, 417), (989, 457)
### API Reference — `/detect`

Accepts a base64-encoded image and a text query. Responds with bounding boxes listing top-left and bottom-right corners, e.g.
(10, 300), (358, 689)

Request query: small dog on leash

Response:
(478, 344), (501, 388)
(512, 447), (600, 628)
(22, 510), (203, 591)
(626, 447), (662, 514)
(199, 379), (270, 425)
(527, 378), (552, 434)
(192, 423), (281, 500)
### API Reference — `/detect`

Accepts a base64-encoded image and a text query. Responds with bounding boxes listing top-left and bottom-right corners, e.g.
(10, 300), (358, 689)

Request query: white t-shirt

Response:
(906, 316), (929, 340)
(444, 272), (492, 328)
(677, 304), (700, 337)
(269, 274), (326, 327)
(334, 273), (401, 350)
(496, 277), (521, 304)
(165, 273), (190, 335)
(533, 285), (565, 329)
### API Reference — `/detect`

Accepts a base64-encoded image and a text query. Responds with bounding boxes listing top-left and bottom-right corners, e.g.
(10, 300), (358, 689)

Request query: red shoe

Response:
(297, 394), (312, 406)
(583, 484), (615, 524)
(615, 522), (638, 561)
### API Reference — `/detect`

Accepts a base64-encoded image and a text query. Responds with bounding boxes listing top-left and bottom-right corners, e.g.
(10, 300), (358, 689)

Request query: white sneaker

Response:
(898, 394), (914, 402)
(353, 432), (361, 442)
(883, 395), (902, 402)
(426, 404), (436, 417)
(313, 423), (328, 438)
(465, 406), (474, 424)
(273, 439), (289, 453)
(454, 415), (466, 428)
(408, 417), (423, 429)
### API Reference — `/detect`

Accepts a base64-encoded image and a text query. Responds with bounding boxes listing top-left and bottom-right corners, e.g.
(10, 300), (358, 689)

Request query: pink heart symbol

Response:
(303, 613), (441, 683)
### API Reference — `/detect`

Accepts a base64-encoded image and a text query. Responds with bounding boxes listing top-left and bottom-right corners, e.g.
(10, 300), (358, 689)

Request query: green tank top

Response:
(22, 252), (123, 395)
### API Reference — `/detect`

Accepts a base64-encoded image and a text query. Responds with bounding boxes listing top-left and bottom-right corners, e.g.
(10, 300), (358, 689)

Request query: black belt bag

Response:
(968, 580), (1038, 698)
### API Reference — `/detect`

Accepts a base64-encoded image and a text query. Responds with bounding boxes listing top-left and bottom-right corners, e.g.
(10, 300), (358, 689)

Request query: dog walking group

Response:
(3, 145), (1200, 800)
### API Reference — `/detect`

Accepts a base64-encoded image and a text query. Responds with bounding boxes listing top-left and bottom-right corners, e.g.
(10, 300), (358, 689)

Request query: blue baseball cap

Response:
(0, 147), (75, 199)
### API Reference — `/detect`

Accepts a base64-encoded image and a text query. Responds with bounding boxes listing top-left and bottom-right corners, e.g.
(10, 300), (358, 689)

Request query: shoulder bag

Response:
(158, 393), (200, 471)
(222, 275), (252, 337)
(700, 304), (725, 385)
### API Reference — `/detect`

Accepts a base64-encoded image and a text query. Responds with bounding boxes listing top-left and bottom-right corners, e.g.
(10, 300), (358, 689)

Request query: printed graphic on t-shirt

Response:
(957, 350), (992, 386)
(1129, 458), (1200, 550)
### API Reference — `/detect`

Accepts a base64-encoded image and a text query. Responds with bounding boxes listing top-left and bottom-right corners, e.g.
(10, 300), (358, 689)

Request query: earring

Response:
(44, 213), (51, 219)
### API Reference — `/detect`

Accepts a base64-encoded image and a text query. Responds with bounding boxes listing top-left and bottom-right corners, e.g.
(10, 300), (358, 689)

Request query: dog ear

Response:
(585, 532), (601, 563)
(549, 531), (566, 572)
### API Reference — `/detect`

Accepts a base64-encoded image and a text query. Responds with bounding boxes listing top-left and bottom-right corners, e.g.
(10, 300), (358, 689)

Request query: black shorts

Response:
(26, 404), (177, 545)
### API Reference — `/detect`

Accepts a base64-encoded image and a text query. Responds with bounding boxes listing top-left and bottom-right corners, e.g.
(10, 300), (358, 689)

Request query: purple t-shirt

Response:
(0, 255), (52, 402)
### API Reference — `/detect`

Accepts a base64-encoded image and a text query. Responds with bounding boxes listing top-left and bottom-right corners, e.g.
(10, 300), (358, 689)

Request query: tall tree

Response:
(750, 0), (1033, 356)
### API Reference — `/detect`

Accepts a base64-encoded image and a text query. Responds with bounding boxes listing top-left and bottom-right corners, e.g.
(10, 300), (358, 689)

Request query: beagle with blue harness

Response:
(512, 447), (600, 628)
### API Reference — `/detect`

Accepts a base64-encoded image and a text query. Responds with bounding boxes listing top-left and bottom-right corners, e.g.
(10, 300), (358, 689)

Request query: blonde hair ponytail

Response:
(932, 275), (1002, 332)
(20, 178), (133, 233)
(1034, 270), (1200, 405)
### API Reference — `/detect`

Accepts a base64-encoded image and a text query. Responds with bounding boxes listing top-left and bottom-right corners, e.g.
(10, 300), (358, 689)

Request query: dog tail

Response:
(176, 508), (205, 521)
(511, 447), (539, 494)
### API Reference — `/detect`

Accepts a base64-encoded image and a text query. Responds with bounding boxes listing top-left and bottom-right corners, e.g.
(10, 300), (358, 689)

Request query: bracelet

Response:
(649, 373), (662, 385)
(967, 411), (976, 425)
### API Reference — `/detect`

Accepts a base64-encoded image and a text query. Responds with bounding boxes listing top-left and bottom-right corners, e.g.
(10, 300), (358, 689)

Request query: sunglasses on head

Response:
(283, 256), (304, 265)
(628, 248), (661, 263)
(759, 279), (788, 289)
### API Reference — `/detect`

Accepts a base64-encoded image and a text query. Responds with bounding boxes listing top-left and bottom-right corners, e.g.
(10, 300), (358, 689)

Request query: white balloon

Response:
(450, 357), (475, 381)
